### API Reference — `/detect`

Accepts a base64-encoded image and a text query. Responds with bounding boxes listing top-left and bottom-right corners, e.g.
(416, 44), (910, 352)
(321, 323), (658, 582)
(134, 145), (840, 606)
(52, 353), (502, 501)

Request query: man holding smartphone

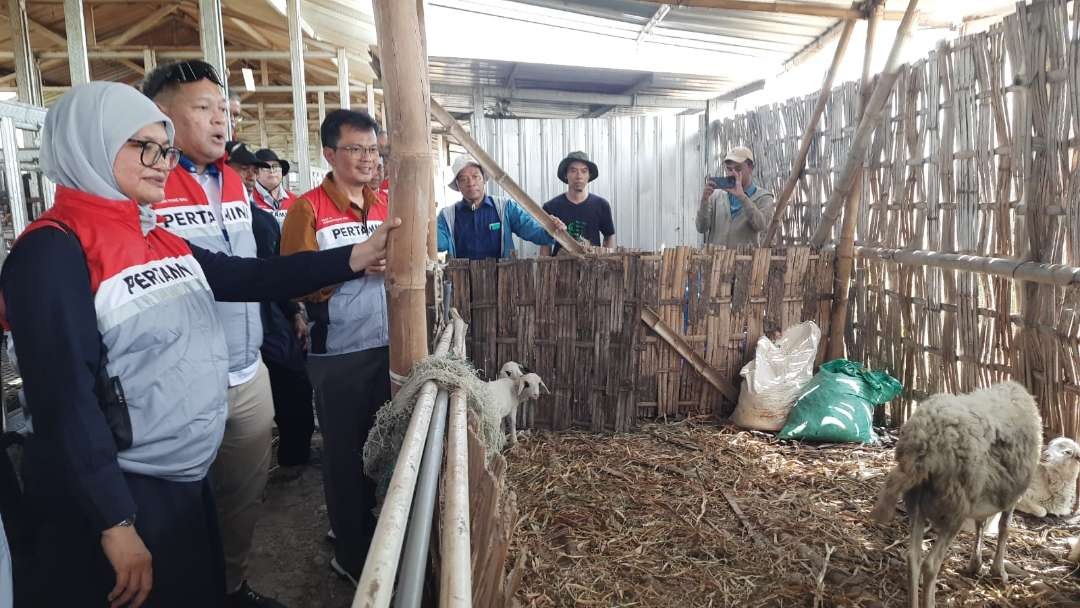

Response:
(696, 146), (774, 247)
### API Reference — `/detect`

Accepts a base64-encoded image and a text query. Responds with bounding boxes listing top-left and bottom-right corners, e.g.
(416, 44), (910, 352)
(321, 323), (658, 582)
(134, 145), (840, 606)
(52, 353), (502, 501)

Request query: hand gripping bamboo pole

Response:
(371, 0), (435, 392)
(764, 17), (856, 245)
(809, 0), (922, 248)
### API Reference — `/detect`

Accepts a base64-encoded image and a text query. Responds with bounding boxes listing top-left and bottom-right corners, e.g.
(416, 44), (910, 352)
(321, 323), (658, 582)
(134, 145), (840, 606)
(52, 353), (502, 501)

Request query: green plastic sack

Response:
(777, 359), (903, 443)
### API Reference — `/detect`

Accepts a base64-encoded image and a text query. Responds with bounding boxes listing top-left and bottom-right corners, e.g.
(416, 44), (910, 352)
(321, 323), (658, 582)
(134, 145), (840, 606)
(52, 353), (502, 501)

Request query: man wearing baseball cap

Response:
(437, 155), (565, 260)
(543, 151), (615, 255)
(696, 146), (774, 247)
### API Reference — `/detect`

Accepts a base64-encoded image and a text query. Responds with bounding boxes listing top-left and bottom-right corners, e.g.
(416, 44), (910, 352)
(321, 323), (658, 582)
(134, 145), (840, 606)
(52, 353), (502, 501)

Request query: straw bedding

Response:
(507, 419), (1080, 607)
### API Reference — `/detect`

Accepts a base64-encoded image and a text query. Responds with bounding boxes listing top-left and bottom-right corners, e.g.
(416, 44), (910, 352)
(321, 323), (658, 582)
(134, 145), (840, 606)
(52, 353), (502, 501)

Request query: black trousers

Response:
(19, 439), (225, 607)
(306, 346), (389, 576)
(265, 358), (315, 466)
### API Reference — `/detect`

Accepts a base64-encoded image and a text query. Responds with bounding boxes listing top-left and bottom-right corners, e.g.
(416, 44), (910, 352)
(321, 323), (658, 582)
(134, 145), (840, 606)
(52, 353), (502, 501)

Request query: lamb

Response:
(499, 361), (527, 380)
(870, 381), (1042, 608)
(486, 371), (549, 446)
(1015, 437), (1080, 517)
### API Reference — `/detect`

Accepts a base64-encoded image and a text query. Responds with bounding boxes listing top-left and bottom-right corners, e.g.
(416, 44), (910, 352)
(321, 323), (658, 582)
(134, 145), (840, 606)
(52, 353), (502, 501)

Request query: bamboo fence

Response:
(446, 247), (835, 432)
(713, 0), (1080, 438)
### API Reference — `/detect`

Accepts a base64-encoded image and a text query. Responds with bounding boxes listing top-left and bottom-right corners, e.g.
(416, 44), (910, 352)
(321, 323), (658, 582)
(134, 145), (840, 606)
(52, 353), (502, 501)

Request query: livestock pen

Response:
(435, 2), (1080, 606)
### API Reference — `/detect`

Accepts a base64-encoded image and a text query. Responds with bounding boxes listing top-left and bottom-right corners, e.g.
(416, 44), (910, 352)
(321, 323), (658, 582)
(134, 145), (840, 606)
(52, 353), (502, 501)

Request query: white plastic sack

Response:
(731, 321), (821, 431)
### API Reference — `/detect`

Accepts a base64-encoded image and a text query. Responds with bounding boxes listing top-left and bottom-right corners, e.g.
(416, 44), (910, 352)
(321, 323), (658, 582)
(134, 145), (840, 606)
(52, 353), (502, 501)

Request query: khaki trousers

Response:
(211, 360), (274, 592)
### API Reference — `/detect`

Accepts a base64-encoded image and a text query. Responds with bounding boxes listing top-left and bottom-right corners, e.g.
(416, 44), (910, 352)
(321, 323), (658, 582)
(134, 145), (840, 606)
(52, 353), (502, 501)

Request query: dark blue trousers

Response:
(18, 439), (226, 607)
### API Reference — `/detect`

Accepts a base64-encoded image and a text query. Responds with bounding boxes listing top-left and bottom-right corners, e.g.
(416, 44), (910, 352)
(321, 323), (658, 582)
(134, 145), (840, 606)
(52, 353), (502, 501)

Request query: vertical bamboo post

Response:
(827, 3), (880, 360)
(372, 0), (434, 391)
(810, 0), (922, 248)
(416, 0), (438, 263)
(763, 17), (856, 245)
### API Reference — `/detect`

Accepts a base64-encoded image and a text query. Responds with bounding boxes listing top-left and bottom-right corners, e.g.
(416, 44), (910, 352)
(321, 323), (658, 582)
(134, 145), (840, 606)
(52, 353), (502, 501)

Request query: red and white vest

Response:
(300, 182), (388, 356)
(252, 184), (298, 228)
(14, 186), (229, 481)
(155, 160), (261, 378)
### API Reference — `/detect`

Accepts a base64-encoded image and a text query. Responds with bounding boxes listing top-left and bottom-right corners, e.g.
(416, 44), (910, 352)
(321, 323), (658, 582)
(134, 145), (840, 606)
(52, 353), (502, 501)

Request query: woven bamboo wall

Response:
(712, 0), (1080, 437)
(446, 247), (834, 432)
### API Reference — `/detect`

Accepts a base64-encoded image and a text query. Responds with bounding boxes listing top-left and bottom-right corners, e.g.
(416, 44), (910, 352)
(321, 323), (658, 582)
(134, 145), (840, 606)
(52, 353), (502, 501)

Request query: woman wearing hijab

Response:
(0, 82), (400, 607)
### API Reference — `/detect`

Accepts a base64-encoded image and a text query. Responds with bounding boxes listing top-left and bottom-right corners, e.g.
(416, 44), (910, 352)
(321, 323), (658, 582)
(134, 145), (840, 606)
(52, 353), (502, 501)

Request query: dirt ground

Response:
(247, 435), (356, 608)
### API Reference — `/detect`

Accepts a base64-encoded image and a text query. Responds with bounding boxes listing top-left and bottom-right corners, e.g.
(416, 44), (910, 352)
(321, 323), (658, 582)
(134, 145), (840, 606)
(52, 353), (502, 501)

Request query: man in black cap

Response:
(226, 142), (267, 193)
(542, 151), (615, 255)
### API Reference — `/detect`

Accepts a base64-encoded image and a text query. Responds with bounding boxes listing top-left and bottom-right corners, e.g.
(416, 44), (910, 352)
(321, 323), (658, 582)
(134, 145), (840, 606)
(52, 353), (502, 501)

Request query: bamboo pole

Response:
(441, 310), (471, 608)
(641, 306), (738, 401)
(430, 98), (585, 255)
(827, 4), (880, 360)
(353, 322), (455, 608)
(809, 0), (922, 248)
(852, 247), (1080, 287)
(372, 0), (434, 392)
(764, 17), (856, 245)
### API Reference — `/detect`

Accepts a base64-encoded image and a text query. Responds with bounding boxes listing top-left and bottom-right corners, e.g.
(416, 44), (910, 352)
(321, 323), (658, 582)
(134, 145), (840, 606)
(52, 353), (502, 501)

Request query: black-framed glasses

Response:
(128, 139), (182, 170)
(142, 60), (224, 99)
(334, 145), (380, 159)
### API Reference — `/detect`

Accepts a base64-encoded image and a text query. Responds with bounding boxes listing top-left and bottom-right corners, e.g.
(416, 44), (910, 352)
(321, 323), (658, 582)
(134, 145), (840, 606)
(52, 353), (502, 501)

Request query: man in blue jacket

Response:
(437, 155), (564, 259)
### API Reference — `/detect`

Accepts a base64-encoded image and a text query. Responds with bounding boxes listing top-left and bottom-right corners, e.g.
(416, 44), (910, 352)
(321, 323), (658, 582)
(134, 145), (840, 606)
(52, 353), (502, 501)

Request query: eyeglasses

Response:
(258, 166), (282, 174)
(128, 139), (182, 170)
(143, 60), (224, 99)
(333, 145), (380, 159)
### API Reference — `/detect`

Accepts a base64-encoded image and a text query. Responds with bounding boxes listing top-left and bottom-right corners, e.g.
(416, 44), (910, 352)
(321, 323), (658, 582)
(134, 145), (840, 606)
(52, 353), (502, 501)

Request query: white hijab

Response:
(40, 81), (174, 203)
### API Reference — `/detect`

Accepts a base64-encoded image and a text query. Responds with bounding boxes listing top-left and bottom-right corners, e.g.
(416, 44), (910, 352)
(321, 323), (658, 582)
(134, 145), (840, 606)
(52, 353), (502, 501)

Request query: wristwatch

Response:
(114, 515), (136, 528)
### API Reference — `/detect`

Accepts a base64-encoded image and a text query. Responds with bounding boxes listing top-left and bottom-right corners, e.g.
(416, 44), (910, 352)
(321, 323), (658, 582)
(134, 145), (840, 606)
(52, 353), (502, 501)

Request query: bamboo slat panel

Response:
(446, 246), (834, 432)
(711, 0), (1080, 439)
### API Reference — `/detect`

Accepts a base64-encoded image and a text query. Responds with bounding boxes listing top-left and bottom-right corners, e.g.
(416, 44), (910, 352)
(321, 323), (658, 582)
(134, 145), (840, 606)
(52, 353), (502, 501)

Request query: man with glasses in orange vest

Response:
(280, 109), (388, 585)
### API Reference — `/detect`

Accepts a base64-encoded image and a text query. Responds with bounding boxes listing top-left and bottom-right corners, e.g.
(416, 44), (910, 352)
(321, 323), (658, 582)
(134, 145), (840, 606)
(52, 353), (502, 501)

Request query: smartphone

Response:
(710, 176), (737, 189)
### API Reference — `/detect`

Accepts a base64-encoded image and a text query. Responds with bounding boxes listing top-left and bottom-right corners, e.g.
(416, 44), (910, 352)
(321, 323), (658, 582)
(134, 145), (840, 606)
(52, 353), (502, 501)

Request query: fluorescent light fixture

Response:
(242, 67), (256, 92)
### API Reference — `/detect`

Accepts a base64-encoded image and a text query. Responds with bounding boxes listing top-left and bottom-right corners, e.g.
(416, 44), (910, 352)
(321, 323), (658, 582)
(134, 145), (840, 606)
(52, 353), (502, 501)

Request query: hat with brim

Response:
(557, 151), (598, 184)
(227, 143), (270, 169)
(255, 148), (290, 174)
(723, 146), (754, 165)
(448, 155), (484, 192)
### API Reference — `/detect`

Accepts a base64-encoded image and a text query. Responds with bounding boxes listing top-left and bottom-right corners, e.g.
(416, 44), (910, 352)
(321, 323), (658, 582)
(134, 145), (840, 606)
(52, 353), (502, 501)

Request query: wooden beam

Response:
(370, 0), (432, 398)
(105, 4), (177, 47)
(765, 18), (855, 244)
(641, 306), (738, 401)
(116, 57), (145, 75)
(229, 15), (272, 48)
(809, 0), (921, 248)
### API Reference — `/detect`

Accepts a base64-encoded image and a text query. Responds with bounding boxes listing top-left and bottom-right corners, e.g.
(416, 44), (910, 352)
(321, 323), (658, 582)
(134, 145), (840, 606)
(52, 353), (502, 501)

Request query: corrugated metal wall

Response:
(439, 114), (707, 255)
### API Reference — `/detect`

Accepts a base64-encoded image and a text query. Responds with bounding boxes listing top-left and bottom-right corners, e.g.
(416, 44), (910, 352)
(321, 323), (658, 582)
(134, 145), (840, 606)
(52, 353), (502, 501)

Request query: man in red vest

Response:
(252, 148), (297, 228)
(280, 109), (388, 585)
(143, 60), (285, 608)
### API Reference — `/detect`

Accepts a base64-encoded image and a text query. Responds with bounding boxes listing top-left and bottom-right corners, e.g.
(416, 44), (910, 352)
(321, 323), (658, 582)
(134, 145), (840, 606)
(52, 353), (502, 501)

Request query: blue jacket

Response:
(437, 196), (553, 258)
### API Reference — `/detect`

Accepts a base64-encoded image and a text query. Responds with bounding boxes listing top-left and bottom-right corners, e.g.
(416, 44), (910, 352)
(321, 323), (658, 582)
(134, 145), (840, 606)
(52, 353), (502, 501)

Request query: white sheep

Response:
(1015, 437), (1080, 518)
(486, 372), (549, 446)
(870, 381), (1042, 608)
(499, 361), (526, 380)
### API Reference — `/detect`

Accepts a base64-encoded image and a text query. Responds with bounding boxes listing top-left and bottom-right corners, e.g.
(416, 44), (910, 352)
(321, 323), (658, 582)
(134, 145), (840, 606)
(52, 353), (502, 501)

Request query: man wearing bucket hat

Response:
(543, 151), (615, 255)
(252, 148), (298, 228)
(437, 155), (565, 260)
(696, 146), (775, 247)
